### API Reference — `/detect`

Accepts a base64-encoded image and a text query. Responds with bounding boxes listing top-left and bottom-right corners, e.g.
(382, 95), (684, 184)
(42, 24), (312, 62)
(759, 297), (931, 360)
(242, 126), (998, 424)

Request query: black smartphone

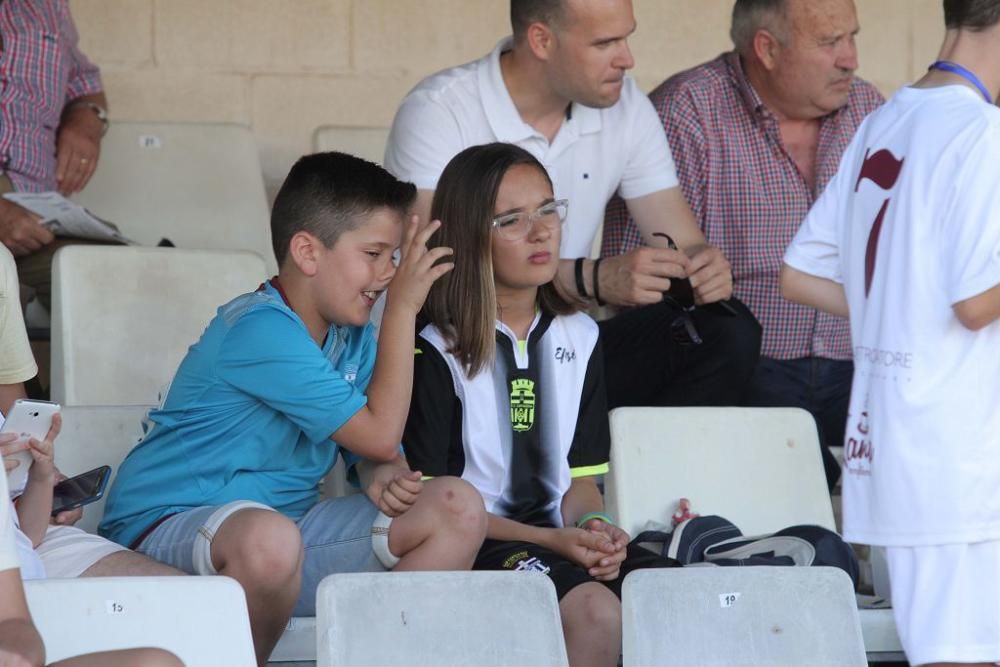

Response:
(50, 465), (112, 517)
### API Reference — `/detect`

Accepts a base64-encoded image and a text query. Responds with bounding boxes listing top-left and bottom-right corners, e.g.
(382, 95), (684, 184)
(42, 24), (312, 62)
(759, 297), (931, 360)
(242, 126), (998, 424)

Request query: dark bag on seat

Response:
(632, 515), (860, 589)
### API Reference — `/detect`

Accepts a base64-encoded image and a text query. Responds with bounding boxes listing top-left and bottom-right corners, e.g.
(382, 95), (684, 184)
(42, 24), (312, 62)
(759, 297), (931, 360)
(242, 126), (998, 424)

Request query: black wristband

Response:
(592, 258), (604, 306)
(574, 257), (589, 298)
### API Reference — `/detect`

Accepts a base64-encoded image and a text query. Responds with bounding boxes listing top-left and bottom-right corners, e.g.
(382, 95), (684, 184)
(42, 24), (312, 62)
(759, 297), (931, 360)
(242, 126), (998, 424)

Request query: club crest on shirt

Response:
(509, 378), (536, 432)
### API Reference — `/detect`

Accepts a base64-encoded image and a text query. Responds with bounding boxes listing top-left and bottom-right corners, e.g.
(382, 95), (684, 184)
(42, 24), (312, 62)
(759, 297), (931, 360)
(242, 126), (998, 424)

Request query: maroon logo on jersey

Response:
(855, 148), (905, 297)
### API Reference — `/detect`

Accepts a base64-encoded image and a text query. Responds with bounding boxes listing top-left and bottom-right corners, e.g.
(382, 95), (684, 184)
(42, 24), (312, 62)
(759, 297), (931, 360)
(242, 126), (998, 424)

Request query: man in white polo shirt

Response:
(385, 0), (762, 409)
(782, 1), (1000, 663)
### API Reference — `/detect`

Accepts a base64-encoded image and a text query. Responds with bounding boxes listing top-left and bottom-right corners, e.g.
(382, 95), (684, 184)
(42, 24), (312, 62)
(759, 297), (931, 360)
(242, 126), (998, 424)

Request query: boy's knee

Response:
(213, 509), (303, 585)
(424, 477), (487, 539)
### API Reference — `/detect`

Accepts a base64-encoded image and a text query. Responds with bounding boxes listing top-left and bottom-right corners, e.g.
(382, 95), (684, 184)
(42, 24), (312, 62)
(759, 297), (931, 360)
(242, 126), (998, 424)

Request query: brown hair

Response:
(270, 151), (415, 267)
(943, 0), (1000, 30)
(423, 143), (575, 376)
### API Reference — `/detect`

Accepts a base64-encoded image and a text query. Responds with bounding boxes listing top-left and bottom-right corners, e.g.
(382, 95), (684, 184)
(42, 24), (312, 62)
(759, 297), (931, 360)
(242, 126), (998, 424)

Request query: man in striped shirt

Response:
(604, 0), (884, 488)
(0, 0), (108, 308)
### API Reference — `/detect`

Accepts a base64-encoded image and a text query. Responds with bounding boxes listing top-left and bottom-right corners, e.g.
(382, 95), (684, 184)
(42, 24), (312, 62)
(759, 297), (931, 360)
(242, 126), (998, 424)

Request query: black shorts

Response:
(473, 539), (679, 600)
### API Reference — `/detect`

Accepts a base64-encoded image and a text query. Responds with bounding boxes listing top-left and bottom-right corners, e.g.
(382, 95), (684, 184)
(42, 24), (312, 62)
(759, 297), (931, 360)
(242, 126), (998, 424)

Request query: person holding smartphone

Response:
(0, 245), (180, 581)
(0, 455), (182, 667)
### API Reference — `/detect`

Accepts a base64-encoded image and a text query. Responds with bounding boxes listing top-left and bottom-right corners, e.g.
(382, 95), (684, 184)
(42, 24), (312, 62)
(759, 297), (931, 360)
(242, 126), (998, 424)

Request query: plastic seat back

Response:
(622, 567), (867, 666)
(25, 576), (256, 666)
(51, 246), (267, 406)
(316, 572), (569, 667)
(73, 121), (275, 272)
(605, 407), (836, 537)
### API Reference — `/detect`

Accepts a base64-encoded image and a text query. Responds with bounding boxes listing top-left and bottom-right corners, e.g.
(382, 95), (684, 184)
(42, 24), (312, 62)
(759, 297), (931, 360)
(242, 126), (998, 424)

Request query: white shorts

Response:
(887, 540), (1000, 666)
(34, 524), (127, 578)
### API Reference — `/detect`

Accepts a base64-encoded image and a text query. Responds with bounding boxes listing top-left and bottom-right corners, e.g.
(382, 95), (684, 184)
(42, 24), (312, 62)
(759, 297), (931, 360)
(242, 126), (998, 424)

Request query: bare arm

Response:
(0, 568), (45, 666)
(0, 384), (26, 421)
(559, 476), (605, 528)
(330, 219), (453, 461)
(563, 186), (733, 308)
(953, 282), (1000, 331)
(56, 92), (108, 196)
(12, 416), (60, 547)
(627, 188), (733, 305)
(780, 264), (849, 318)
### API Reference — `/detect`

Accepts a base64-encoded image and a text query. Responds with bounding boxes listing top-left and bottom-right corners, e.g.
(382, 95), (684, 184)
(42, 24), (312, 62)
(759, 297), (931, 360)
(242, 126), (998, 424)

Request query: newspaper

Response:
(2, 191), (134, 245)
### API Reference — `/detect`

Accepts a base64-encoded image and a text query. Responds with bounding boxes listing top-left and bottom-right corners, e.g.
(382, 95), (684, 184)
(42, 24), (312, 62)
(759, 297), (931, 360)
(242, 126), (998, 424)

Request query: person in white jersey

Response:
(782, 2), (1000, 663)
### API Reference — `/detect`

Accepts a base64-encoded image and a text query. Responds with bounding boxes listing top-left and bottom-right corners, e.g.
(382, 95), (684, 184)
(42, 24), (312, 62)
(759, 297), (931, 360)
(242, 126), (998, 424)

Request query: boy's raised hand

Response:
(387, 216), (453, 314)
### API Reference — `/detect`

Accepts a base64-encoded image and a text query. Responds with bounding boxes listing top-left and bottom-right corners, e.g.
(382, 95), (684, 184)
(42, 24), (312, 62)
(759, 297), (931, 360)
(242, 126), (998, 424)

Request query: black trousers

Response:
(598, 297), (762, 409)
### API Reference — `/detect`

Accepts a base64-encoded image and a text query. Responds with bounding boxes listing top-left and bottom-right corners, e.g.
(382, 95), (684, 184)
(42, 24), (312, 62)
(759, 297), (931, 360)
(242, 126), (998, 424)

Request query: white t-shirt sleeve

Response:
(0, 246), (38, 385)
(618, 82), (679, 201)
(784, 162), (848, 283)
(0, 474), (20, 573)
(945, 123), (1000, 304)
(384, 91), (466, 191)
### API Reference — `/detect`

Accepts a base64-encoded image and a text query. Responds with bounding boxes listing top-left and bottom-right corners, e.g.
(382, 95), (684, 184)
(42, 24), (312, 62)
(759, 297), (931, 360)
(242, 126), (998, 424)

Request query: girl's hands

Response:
(545, 527), (627, 581)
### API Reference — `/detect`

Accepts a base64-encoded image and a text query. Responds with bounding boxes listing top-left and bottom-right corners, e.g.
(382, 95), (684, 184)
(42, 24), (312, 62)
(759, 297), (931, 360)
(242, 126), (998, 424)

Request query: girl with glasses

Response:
(403, 142), (677, 667)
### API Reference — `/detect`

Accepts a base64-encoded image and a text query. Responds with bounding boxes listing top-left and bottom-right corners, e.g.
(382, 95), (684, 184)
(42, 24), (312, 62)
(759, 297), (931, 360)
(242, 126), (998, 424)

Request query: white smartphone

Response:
(1, 399), (61, 494)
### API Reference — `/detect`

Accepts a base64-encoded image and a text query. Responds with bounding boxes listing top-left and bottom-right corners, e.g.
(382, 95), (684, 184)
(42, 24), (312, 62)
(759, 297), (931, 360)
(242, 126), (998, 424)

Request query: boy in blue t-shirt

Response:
(99, 152), (488, 665)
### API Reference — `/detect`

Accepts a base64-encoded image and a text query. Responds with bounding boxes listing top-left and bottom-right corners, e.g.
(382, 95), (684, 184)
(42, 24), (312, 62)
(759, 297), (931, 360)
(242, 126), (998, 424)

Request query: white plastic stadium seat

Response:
(54, 405), (151, 534)
(316, 572), (570, 667)
(606, 407), (835, 536)
(25, 576), (256, 666)
(312, 126), (390, 165)
(73, 121), (276, 273)
(50, 246), (267, 406)
(605, 407), (904, 661)
(622, 567), (867, 666)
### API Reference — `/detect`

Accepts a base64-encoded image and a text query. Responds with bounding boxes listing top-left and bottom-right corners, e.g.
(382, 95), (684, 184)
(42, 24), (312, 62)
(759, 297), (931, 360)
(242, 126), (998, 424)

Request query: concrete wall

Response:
(70, 0), (945, 195)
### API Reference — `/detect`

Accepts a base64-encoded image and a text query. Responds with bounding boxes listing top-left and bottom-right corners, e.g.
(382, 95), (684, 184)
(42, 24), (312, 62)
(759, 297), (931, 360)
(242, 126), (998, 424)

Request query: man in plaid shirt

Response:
(0, 0), (108, 308)
(604, 0), (884, 487)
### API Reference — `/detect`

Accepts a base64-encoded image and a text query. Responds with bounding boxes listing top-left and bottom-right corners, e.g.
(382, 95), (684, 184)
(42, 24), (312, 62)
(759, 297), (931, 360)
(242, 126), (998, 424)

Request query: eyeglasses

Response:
(492, 199), (568, 241)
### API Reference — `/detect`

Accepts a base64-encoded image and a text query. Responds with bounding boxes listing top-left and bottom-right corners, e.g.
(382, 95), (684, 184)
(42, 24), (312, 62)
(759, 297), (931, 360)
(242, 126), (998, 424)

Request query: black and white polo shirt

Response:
(404, 311), (610, 527)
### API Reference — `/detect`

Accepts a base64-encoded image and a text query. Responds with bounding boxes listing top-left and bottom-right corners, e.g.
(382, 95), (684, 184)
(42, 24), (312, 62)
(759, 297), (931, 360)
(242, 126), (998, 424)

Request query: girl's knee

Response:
(561, 582), (622, 640)
(423, 477), (487, 538)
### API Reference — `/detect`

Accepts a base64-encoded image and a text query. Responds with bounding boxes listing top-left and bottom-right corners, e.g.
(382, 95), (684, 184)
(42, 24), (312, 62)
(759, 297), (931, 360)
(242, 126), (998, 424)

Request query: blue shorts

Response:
(137, 495), (385, 616)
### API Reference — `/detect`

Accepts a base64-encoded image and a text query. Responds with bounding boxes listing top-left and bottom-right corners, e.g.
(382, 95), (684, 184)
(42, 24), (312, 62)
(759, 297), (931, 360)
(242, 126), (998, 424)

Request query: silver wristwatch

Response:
(71, 101), (109, 136)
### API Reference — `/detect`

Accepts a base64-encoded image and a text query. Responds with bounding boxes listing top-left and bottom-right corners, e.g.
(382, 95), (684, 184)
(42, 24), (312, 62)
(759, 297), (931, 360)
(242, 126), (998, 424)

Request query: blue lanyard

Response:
(929, 60), (993, 103)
